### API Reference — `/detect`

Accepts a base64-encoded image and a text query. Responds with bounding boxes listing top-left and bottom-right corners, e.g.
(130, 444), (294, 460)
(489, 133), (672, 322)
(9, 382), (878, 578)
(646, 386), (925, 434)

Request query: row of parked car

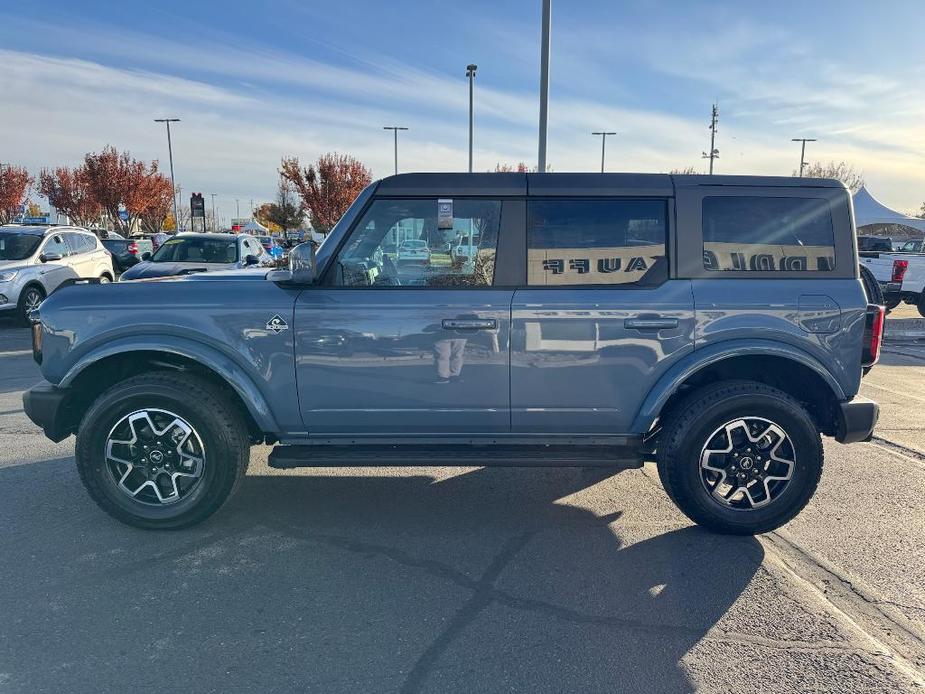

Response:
(0, 223), (288, 323)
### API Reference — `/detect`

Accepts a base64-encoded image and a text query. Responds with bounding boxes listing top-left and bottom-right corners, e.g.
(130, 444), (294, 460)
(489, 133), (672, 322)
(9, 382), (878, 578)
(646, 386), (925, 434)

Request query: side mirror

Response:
(141, 252), (152, 261)
(40, 252), (63, 263)
(267, 242), (316, 285)
(244, 254), (260, 266)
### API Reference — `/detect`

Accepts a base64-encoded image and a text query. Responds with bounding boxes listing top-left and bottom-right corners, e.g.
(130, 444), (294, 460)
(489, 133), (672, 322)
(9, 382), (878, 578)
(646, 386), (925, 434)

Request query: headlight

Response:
(0, 270), (18, 282)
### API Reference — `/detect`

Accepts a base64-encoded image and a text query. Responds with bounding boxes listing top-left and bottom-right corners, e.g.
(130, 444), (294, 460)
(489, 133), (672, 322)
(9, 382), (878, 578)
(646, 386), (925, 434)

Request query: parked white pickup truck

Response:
(860, 242), (925, 315)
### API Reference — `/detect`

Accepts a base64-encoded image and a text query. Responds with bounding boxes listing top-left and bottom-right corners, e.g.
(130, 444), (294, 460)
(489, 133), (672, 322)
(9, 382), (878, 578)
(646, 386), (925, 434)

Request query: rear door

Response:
(511, 196), (695, 434)
(295, 196), (520, 435)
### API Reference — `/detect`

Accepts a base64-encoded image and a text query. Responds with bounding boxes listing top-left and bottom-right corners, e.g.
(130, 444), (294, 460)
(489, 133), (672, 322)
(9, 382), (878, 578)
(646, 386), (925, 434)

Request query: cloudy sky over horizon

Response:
(1, 0), (923, 222)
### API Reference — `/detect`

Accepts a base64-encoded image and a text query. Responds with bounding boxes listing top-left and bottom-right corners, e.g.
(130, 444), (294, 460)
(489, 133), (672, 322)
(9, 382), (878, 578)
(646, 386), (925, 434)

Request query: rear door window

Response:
(702, 196), (836, 272)
(527, 199), (668, 286)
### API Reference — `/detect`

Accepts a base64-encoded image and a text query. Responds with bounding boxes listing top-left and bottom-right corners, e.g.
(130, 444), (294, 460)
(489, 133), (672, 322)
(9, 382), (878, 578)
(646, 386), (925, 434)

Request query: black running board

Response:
(268, 443), (644, 469)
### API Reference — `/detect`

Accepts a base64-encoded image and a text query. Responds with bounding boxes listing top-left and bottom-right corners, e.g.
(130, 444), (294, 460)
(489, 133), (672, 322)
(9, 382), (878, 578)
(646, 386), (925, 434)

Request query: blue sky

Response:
(1, 0), (923, 222)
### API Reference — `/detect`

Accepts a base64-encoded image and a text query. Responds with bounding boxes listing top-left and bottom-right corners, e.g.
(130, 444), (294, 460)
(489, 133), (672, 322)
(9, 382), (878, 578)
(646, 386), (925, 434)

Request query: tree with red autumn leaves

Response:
(38, 166), (100, 227)
(84, 146), (171, 233)
(39, 146), (173, 232)
(0, 164), (34, 224)
(280, 153), (372, 233)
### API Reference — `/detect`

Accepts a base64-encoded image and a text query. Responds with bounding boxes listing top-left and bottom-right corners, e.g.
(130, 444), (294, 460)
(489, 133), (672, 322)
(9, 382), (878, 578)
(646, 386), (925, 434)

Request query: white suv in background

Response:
(0, 224), (115, 324)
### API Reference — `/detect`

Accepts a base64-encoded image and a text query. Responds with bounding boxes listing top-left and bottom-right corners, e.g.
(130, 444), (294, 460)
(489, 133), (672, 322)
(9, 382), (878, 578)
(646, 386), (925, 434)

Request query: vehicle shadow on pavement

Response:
(229, 467), (763, 693)
(0, 462), (762, 693)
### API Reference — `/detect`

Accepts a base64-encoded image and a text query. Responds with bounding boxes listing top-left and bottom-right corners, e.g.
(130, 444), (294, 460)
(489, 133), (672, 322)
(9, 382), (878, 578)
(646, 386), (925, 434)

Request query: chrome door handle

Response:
(625, 318), (679, 331)
(442, 318), (497, 331)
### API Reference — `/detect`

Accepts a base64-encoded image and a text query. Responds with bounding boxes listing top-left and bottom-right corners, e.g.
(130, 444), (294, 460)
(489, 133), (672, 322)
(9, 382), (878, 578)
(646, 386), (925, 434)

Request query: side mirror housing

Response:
(244, 254), (260, 266)
(40, 252), (63, 263)
(267, 242), (316, 285)
(141, 252), (152, 261)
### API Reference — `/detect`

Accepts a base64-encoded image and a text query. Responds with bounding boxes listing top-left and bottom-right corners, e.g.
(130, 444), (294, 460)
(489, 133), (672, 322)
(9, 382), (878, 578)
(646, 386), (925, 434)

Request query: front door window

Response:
(331, 199), (501, 287)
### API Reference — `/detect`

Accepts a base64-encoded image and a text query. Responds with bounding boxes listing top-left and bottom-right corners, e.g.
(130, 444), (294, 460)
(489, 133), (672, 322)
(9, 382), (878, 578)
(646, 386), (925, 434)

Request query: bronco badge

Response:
(266, 315), (289, 334)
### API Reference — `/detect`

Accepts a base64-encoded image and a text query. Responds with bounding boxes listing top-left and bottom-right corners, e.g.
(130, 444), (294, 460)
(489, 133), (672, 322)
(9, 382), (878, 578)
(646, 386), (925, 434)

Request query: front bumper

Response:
(834, 398), (879, 444)
(22, 382), (73, 442)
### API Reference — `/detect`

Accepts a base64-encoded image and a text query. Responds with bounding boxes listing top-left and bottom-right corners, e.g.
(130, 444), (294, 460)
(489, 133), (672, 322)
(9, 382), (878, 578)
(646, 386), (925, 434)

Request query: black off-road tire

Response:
(858, 264), (883, 306)
(75, 371), (251, 530)
(917, 292), (925, 319)
(656, 380), (823, 535)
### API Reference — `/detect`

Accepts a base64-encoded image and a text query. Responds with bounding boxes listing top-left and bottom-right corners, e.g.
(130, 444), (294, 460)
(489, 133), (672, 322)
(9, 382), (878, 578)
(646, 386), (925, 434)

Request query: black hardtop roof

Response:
(373, 172), (846, 197)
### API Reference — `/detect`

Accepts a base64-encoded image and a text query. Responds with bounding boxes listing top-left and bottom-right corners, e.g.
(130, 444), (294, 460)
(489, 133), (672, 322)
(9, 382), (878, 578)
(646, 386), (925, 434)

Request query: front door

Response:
(296, 197), (512, 435)
(511, 198), (695, 434)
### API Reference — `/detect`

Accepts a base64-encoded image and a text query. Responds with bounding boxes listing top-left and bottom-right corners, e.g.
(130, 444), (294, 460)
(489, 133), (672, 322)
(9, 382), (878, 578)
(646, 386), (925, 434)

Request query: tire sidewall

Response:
(671, 392), (821, 532)
(17, 286), (44, 325)
(77, 381), (240, 525)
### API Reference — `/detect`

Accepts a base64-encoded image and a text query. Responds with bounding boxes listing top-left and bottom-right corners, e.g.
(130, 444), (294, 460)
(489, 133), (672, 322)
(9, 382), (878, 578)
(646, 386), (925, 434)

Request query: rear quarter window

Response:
(702, 196), (836, 272)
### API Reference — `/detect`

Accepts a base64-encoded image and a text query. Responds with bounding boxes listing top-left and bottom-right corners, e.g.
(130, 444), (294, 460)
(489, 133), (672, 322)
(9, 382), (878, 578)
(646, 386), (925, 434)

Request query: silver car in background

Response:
(118, 232), (274, 281)
(0, 224), (116, 323)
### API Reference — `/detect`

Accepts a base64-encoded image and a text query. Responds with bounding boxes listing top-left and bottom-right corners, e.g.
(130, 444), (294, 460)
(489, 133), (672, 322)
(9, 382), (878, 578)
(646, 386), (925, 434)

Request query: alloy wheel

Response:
(699, 417), (795, 510)
(104, 408), (206, 505)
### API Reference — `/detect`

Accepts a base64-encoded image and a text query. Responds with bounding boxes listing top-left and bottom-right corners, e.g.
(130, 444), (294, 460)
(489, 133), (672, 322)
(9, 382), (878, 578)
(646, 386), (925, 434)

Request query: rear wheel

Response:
(75, 372), (250, 529)
(656, 380), (823, 535)
(918, 292), (925, 318)
(16, 285), (45, 325)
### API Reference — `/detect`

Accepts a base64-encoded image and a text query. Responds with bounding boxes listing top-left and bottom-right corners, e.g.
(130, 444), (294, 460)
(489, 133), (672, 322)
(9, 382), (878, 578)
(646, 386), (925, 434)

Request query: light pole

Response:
(466, 64), (477, 172)
(591, 131), (616, 173)
(702, 104), (719, 175)
(210, 193), (217, 231)
(154, 118), (180, 229)
(537, 0), (552, 173)
(235, 198), (240, 219)
(383, 126), (408, 175)
(792, 138), (817, 177)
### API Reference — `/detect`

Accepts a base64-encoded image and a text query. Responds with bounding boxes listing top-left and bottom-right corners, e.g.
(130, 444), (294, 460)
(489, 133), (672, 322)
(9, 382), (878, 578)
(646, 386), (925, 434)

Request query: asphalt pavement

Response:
(0, 322), (923, 693)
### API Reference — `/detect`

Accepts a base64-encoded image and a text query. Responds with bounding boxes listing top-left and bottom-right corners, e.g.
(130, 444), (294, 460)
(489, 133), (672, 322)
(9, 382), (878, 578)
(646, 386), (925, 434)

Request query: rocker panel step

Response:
(268, 443), (644, 469)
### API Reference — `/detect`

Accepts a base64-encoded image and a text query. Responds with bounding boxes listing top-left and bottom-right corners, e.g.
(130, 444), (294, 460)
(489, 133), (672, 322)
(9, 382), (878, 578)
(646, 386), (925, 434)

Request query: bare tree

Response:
(794, 161), (865, 193)
(670, 166), (700, 175)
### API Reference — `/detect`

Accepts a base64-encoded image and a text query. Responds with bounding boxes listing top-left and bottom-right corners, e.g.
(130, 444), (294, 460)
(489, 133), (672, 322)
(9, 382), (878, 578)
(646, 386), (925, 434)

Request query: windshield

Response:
(0, 233), (42, 261)
(151, 237), (238, 264)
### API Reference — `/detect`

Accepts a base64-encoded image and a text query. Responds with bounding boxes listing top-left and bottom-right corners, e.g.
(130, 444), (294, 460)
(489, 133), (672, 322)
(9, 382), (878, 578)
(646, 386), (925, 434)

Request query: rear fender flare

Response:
(631, 339), (846, 434)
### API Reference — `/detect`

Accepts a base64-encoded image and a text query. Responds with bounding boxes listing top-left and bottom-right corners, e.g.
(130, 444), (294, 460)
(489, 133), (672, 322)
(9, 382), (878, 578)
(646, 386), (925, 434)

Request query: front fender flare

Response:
(58, 336), (277, 433)
(631, 339), (847, 434)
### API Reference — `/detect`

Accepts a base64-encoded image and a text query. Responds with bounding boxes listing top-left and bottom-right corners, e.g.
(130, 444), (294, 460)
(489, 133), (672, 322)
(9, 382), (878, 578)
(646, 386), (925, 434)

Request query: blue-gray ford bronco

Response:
(23, 173), (884, 534)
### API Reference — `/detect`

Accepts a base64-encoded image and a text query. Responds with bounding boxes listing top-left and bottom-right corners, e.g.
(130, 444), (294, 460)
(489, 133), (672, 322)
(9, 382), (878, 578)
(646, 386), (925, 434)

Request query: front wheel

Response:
(75, 372), (250, 529)
(16, 285), (45, 325)
(656, 381), (823, 535)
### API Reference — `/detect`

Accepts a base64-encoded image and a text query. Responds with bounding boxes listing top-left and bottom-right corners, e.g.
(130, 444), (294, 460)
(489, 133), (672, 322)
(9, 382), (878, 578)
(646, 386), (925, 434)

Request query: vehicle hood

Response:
(119, 260), (236, 281)
(0, 259), (33, 273)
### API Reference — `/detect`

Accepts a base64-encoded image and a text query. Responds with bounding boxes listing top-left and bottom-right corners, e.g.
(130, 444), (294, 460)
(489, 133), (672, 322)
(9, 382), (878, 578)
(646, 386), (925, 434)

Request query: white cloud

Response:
(0, 9), (923, 220)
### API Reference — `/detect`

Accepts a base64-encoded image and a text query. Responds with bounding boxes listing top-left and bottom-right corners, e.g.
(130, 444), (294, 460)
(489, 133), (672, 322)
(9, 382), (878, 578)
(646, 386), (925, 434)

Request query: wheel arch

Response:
(60, 341), (276, 441)
(634, 341), (846, 437)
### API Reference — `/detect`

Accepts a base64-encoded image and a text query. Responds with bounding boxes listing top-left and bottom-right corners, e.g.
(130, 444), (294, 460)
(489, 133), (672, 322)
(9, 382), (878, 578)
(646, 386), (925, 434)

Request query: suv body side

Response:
(30, 174), (866, 444)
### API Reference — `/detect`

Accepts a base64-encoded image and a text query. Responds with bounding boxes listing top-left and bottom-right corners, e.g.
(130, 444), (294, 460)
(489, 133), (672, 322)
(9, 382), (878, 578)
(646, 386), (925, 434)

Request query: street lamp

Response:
(591, 131), (616, 173)
(537, 0), (552, 173)
(383, 126), (409, 175)
(210, 193), (217, 231)
(466, 64), (477, 172)
(154, 118), (180, 230)
(792, 138), (817, 177)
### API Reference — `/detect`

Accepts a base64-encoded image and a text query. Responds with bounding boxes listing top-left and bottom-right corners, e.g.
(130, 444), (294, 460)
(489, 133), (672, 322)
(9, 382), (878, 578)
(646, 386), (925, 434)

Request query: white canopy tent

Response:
(240, 219), (270, 235)
(852, 186), (925, 233)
